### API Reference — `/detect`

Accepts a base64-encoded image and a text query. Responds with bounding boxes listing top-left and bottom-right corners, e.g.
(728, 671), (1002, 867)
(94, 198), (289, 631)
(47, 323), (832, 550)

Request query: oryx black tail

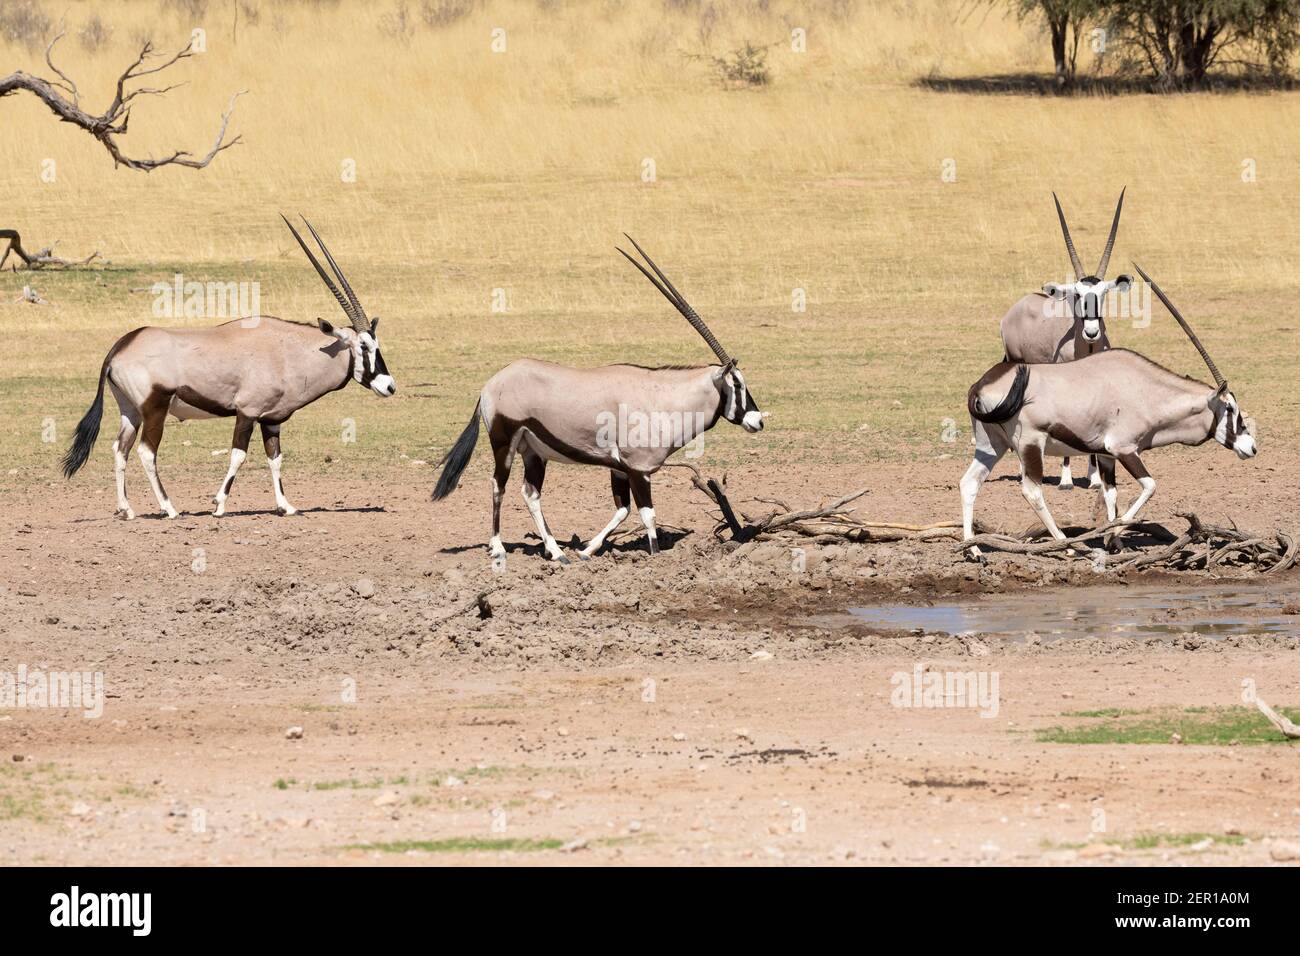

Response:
(61, 353), (113, 478)
(62, 330), (144, 478)
(968, 364), (1029, 425)
(432, 400), (481, 501)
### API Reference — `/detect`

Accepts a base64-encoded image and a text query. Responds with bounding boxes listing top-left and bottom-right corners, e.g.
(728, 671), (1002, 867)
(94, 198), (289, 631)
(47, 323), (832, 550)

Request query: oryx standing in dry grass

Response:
(61, 216), (396, 518)
(999, 189), (1130, 490)
(432, 236), (764, 563)
(961, 264), (1256, 558)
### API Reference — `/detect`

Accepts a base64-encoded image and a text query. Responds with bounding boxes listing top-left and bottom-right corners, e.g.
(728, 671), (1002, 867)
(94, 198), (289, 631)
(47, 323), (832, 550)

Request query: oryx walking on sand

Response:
(999, 189), (1131, 490)
(960, 264), (1256, 558)
(61, 216), (396, 518)
(432, 236), (764, 563)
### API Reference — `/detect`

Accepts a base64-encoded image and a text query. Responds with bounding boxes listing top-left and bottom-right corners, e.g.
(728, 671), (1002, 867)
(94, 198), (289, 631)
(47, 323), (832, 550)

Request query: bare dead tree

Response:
(0, 31), (244, 172)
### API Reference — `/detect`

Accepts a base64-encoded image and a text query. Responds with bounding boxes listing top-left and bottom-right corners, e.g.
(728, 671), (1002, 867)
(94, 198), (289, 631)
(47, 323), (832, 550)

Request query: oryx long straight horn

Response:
(618, 235), (732, 365)
(1132, 262), (1225, 388)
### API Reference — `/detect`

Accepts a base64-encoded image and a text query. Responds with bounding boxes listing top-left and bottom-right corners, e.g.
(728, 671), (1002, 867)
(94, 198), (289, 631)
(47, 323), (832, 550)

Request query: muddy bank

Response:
(8, 526), (1298, 674)
(3, 466), (1299, 866)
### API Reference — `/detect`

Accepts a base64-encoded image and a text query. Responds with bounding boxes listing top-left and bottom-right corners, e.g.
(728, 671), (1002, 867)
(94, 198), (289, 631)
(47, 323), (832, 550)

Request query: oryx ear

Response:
(369, 317), (379, 336)
(1111, 274), (1132, 293)
(1211, 381), (1231, 403)
(1042, 283), (1070, 299)
(318, 318), (349, 341)
(711, 359), (736, 386)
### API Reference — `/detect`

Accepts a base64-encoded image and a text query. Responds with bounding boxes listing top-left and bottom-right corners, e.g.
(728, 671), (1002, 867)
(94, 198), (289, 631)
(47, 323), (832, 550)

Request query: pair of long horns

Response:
(281, 214), (371, 332)
(1053, 187), (1125, 280)
(617, 235), (733, 365)
(1133, 262), (1226, 389)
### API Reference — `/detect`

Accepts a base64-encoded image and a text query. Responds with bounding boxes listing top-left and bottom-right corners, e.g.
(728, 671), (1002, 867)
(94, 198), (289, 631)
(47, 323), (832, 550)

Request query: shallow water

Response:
(848, 584), (1300, 642)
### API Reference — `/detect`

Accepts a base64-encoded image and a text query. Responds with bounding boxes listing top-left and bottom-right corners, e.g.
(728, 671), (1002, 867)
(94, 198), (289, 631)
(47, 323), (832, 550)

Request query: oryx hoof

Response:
(163, 508), (179, 520)
(576, 551), (591, 562)
(1103, 533), (1122, 553)
(213, 501), (227, 517)
(551, 554), (571, 565)
(277, 505), (298, 517)
(116, 507), (135, 521)
(964, 547), (986, 565)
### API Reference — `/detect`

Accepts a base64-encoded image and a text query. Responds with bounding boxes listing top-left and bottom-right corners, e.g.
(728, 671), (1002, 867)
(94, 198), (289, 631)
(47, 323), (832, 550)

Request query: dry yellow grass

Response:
(2, 0), (1297, 484)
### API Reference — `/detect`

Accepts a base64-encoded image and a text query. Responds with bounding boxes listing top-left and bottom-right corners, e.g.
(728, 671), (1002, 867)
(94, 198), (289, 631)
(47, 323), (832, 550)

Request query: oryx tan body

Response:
(109, 318), (351, 425)
(433, 237), (763, 564)
(62, 217), (396, 518)
(998, 292), (1109, 366)
(480, 359), (725, 472)
(999, 190), (1130, 490)
(961, 268), (1257, 557)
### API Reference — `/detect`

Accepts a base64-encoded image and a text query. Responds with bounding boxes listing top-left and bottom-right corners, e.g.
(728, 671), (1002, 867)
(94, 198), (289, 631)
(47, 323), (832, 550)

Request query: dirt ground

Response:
(2, 453), (1298, 866)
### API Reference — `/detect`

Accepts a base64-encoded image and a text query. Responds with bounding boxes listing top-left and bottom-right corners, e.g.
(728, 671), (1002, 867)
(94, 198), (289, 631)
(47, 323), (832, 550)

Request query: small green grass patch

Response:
(1037, 706), (1300, 745)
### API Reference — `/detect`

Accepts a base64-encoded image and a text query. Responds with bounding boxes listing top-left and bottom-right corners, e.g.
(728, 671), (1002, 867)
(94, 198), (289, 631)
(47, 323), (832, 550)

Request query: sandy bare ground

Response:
(2, 456), (1298, 865)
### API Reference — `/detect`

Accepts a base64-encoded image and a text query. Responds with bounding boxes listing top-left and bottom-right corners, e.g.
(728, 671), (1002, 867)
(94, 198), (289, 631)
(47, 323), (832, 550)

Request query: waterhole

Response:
(846, 584), (1300, 643)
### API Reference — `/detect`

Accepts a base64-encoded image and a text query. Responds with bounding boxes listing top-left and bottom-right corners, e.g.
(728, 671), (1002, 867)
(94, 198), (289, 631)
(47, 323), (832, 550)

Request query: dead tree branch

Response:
(665, 462), (965, 544)
(0, 229), (100, 270)
(0, 31), (244, 172)
(670, 462), (1300, 577)
(962, 510), (1299, 575)
(1255, 696), (1300, 740)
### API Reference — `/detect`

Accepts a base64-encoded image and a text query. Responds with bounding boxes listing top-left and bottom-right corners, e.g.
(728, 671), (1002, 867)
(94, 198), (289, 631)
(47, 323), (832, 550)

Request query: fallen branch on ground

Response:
(664, 462), (965, 544)
(668, 463), (1299, 576)
(1255, 696), (1300, 740)
(959, 510), (1299, 575)
(0, 229), (100, 270)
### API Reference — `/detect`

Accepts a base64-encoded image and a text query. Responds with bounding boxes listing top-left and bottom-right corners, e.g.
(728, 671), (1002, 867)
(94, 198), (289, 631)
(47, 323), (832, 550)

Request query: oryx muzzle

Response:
(60, 216), (396, 519)
(431, 237), (764, 565)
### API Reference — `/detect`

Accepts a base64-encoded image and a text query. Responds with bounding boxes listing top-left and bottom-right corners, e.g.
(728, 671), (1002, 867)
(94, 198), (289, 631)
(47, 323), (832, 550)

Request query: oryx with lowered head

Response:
(61, 216), (396, 518)
(432, 236), (764, 563)
(961, 264), (1256, 558)
(999, 189), (1131, 490)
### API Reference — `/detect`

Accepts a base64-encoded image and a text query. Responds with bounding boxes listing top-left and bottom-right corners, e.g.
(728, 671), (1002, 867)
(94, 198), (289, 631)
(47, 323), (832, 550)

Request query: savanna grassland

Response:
(2, 0), (1297, 487)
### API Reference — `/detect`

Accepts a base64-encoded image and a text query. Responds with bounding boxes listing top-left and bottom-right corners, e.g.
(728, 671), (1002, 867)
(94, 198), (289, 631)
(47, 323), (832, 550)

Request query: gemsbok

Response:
(999, 189), (1130, 490)
(432, 236), (764, 563)
(61, 216), (396, 518)
(960, 264), (1256, 558)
